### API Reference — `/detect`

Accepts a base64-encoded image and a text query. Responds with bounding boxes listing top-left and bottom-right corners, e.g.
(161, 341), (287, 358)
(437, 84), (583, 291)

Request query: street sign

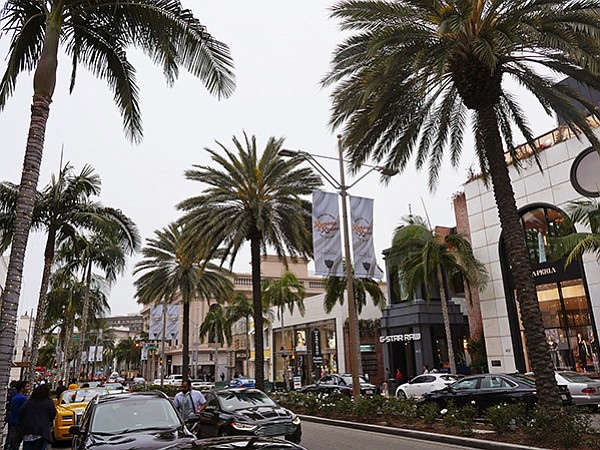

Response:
(146, 345), (158, 350)
(73, 335), (81, 340)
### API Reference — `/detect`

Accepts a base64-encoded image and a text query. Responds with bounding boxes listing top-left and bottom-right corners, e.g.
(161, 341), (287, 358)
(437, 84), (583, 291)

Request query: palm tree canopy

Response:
(324, 266), (387, 314)
(556, 199), (600, 264)
(0, 0), (235, 142)
(199, 305), (232, 346)
(134, 223), (234, 306)
(388, 215), (488, 302)
(177, 133), (323, 266)
(262, 271), (306, 320)
(323, 0), (600, 188)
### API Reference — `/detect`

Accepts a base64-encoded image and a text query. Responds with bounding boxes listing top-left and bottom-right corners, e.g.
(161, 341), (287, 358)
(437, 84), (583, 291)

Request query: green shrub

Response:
(484, 402), (527, 434)
(442, 401), (476, 435)
(419, 402), (440, 427)
(525, 406), (592, 449)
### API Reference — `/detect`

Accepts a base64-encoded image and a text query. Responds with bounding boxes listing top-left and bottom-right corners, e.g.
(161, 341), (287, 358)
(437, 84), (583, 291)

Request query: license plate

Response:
(561, 395), (568, 400)
(365, 390), (373, 395)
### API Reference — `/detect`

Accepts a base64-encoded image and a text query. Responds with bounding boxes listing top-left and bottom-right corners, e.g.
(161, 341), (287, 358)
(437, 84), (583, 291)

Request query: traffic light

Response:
(135, 341), (141, 348)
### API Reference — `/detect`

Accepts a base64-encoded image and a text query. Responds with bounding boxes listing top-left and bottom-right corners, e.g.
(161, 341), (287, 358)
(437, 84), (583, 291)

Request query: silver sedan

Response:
(555, 371), (600, 407)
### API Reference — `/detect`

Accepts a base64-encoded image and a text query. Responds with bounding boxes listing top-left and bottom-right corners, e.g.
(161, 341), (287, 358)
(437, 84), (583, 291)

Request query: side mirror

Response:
(69, 425), (82, 435)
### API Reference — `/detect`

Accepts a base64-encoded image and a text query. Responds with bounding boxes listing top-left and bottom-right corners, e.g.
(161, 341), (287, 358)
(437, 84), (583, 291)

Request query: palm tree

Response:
(178, 133), (322, 390)
(322, 0), (600, 409)
(0, 162), (137, 385)
(388, 215), (487, 374)
(557, 200), (600, 265)
(62, 227), (140, 376)
(134, 223), (233, 380)
(225, 293), (254, 377)
(324, 265), (386, 375)
(199, 304), (232, 381)
(0, 1), (234, 415)
(262, 271), (306, 390)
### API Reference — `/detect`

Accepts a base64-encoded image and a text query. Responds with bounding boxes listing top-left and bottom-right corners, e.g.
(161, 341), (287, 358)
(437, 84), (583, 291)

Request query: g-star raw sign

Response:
(379, 333), (421, 343)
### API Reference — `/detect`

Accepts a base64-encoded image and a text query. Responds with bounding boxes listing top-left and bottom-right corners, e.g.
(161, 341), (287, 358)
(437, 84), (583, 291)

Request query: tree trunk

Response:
(0, 94), (52, 427)
(214, 331), (219, 381)
(62, 314), (75, 382)
(77, 262), (93, 375)
(479, 105), (561, 410)
(250, 237), (265, 390)
(245, 317), (250, 377)
(27, 228), (57, 386)
(437, 269), (457, 374)
(280, 307), (290, 391)
(182, 300), (190, 380)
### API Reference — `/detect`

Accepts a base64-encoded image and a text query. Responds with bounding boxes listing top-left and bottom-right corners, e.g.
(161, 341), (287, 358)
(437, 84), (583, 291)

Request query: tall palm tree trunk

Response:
(250, 236), (265, 390)
(479, 105), (561, 409)
(280, 307), (290, 391)
(0, 18), (60, 425)
(27, 229), (57, 386)
(214, 331), (219, 381)
(245, 317), (250, 377)
(77, 263), (93, 375)
(437, 269), (457, 374)
(62, 315), (75, 381)
(182, 300), (190, 380)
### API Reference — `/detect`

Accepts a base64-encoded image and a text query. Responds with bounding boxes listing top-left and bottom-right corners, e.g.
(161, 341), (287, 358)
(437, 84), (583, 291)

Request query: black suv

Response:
(70, 391), (196, 450)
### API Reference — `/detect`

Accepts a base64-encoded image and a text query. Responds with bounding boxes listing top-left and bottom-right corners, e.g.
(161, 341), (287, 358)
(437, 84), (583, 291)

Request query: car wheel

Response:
(397, 390), (407, 399)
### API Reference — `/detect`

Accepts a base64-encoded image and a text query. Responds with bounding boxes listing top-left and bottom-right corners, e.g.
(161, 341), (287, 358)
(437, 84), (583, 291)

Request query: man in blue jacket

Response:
(173, 379), (207, 421)
(7, 381), (28, 450)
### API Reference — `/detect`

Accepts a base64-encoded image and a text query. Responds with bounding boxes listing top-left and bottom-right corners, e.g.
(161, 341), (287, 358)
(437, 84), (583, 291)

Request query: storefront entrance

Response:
(503, 204), (599, 373)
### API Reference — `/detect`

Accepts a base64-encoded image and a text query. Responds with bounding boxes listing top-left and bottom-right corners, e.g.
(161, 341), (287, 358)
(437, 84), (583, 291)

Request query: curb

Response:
(299, 415), (549, 450)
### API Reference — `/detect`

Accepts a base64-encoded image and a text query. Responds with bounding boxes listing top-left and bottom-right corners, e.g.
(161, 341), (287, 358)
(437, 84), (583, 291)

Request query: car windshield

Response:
(560, 372), (596, 383)
(60, 388), (107, 405)
(216, 391), (276, 411)
(340, 376), (368, 385)
(91, 397), (181, 434)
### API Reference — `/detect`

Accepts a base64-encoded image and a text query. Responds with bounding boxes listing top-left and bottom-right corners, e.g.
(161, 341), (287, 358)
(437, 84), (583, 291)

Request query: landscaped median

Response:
(271, 392), (600, 450)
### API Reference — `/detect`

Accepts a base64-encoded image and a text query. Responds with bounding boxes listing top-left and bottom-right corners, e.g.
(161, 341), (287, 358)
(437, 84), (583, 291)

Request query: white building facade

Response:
(457, 126), (600, 374)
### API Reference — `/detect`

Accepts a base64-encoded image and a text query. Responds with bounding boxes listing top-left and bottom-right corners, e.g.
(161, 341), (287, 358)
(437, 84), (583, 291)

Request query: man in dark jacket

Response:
(55, 380), (67, 399)
(7, 381), (28, 450)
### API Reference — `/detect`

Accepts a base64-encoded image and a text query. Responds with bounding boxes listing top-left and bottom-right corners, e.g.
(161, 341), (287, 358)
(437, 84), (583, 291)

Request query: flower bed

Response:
(271, 392), (600, 450)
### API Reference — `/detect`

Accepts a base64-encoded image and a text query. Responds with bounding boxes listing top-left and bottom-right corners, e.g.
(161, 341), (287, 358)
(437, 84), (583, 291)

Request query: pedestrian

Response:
(18, 384), (56, 450)
(395, 368), (403, 382)
(422, 364), (430, 374)
(173, 379), (207, 421)
(55, 380), (67, 399)
(67, 378), (78, 390)
(7, 381), (28, 450)
(385, 368), (391, 380)
(4, 380), (17, 446)
(220, 372), (225, 382)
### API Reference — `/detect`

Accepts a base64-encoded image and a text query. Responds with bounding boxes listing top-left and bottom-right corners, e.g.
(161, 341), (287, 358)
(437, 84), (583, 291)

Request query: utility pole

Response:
(160, 303), (167, 386)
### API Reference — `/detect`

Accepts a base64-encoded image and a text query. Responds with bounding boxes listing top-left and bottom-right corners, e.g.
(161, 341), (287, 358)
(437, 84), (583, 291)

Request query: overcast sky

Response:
(0, 1), (558, 318)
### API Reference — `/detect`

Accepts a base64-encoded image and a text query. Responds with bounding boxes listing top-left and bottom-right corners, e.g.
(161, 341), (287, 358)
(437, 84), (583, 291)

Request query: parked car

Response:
(53, 387), (109, 442)
(167, 436), (308, 449)
(417, 373), (572, 412)
(299, 374), (377, 396)
(70, 391), (197, 450)
(228, 377), (256, 388)
(131, 377), (146, 387)
(198, 388), (301, 443)
(102, 382), (129, 394)
(191, 379), (215, 390)
(152, 374), (183, 386)
(555, 371), (600, 408)
(396, 373), (463, 399)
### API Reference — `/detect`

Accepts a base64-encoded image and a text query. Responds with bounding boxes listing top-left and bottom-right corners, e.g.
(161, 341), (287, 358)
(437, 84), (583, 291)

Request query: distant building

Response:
(11, 312), (36, 381)
(105, 314), (143, 335)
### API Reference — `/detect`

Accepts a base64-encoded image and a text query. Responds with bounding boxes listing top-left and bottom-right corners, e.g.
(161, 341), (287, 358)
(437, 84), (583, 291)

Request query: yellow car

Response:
(53, 387), (109, 441)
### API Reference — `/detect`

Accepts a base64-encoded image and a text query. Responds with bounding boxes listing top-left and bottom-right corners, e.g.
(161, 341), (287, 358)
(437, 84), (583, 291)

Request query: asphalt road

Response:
(299, 420), (470, 450)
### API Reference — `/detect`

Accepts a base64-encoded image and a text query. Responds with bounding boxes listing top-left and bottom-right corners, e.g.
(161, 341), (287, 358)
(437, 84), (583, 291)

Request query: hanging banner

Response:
(95, 345), (103, 362)
(141, 346), (148, 361)
(149, 305), (164, 340)
(88, 346), (96, 362)
(350, 196), (381, 279)
(166, 305), (180, 340)
(312, 191), (344, 277)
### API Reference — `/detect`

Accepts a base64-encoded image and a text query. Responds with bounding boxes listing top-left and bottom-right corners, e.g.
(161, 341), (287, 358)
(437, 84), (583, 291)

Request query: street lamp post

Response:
(280, 135), (386, 399)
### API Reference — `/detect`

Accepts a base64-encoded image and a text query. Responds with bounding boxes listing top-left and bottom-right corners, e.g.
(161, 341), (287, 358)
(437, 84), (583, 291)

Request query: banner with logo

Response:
(312, 191), (344, 277)
(88, 346), (96, 362)
(350, 196), (381, 279)
(166, 305), (180, 340)
(95, 345), (103, 362)
(149, 305), (164, 340)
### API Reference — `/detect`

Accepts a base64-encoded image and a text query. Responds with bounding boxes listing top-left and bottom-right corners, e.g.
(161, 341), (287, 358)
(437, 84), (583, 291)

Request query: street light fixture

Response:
(280, 135), (388, 399)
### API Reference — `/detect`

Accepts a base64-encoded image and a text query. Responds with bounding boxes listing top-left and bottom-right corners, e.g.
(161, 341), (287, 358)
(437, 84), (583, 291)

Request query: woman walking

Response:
(18, 384), (56, 450)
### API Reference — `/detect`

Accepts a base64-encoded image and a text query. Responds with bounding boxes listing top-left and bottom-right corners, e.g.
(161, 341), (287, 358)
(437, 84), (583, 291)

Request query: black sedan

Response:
(417, 373), (573, 412)
(69, 391), (197, 449)
(198, 388), (301, 443)
(299, 374), (377, 396)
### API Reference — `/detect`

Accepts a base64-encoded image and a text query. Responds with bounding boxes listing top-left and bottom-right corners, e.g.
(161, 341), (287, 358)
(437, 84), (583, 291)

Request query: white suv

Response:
(152, 374), (183, 386)
(396, 373), (462, 399)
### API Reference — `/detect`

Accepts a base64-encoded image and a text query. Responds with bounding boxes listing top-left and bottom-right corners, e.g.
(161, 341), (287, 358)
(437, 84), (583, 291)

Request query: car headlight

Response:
(231, 421), (258, 431)
(292, 416), (301, 425)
